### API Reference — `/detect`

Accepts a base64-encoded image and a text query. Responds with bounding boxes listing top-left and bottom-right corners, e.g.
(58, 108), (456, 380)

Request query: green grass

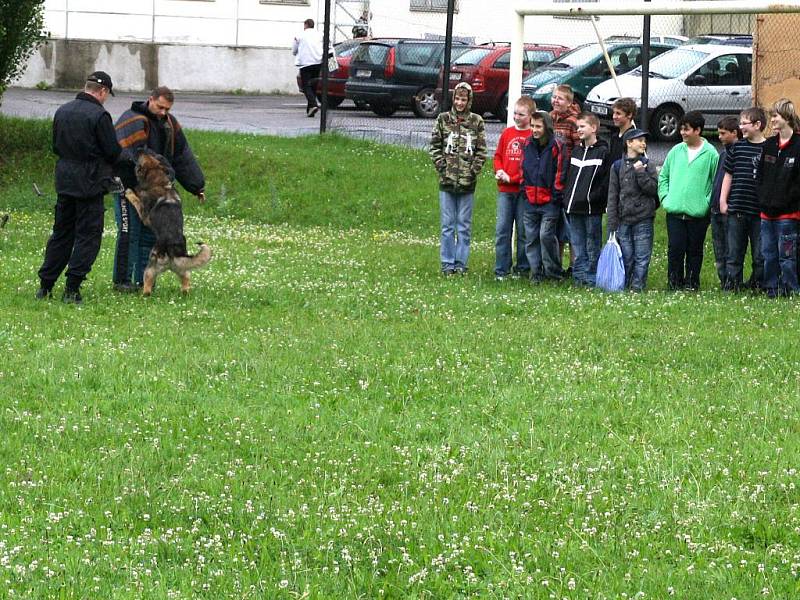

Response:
(2, 116), (800, 598)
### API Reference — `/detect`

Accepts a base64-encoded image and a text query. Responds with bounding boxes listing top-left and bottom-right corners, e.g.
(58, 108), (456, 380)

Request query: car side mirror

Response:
(686, 73), (706, 86)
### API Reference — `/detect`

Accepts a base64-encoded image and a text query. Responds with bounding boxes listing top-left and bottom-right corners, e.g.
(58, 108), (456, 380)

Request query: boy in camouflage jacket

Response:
(430, 82), (487, 275)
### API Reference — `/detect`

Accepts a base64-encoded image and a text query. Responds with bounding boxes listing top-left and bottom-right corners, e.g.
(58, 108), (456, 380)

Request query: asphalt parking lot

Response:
(1, 88), (677, 162)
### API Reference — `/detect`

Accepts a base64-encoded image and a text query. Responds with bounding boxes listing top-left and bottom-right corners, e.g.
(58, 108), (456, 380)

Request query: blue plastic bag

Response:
(596, 232), (625, 292)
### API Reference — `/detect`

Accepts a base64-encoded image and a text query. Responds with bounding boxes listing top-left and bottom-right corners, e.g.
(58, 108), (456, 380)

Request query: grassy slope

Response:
(1, 117), (799, 598)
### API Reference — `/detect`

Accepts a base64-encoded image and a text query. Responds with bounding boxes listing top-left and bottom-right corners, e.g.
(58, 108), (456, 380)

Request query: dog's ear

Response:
(135, 147), (147, 160)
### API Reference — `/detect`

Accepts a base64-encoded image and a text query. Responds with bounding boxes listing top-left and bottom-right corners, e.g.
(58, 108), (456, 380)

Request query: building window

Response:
(410, 0), (458, 13)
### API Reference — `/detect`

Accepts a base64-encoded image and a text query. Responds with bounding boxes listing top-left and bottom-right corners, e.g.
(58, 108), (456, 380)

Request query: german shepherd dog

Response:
(124, 149), (211, 296)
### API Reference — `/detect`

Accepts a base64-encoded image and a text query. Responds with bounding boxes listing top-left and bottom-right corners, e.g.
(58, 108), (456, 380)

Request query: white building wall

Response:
(18, 0), (683, 93)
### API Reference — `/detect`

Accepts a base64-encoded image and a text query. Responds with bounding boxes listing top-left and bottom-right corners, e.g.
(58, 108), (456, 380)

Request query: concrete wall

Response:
(17, 39), (299, 94)
(16, 0), (684, 93)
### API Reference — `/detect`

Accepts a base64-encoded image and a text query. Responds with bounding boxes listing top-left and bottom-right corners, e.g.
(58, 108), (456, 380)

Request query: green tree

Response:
(0, 0), (46, 103)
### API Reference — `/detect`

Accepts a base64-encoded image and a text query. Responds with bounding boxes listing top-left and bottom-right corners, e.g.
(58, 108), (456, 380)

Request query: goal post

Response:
(508, 0), (800, 128)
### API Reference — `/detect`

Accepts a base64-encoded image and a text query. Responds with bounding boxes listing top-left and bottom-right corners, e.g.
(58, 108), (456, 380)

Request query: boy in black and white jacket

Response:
(563, 112), (609, 286)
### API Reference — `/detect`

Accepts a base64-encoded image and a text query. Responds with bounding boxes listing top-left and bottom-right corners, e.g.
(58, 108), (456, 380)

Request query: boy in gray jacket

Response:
(607, 128), (659, 291)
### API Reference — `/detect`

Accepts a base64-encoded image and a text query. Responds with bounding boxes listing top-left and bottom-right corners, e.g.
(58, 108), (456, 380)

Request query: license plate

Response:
(356, 69), (371, 78)
(590, 104), (607, 115)
(449, 72), (462, 81)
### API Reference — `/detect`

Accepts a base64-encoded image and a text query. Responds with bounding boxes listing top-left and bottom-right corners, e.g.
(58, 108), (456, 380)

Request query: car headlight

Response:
(534, 82), (557, 97)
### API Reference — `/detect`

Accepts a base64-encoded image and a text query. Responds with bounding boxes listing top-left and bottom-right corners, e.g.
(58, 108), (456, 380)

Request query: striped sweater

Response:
(114, 100), (204, 195)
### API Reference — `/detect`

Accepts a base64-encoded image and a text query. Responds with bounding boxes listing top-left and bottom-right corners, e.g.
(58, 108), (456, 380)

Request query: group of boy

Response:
(433, 81), (800, 297)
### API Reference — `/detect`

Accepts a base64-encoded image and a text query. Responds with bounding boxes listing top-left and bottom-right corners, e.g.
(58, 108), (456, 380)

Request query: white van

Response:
(584, 44), (752, 142)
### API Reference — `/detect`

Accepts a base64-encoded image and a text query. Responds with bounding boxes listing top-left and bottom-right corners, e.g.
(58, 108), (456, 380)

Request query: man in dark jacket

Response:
(112, 86), (205, 291)
(35, 71), (122, 304)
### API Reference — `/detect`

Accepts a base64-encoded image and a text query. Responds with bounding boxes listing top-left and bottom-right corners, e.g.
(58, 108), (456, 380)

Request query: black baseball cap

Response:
(622, 128), (649, 142)
(86, 71), (115, 95)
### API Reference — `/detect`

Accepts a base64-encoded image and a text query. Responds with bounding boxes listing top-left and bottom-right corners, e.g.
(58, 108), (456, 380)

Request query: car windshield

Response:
(453, 48), (493, 66)
(645, 48), (709, 78)
(352, 43), (390, 64)
(543, 44), (600, 69)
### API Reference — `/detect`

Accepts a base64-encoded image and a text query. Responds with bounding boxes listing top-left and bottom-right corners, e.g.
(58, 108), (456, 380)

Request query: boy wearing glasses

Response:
(719, 107), (767, 292)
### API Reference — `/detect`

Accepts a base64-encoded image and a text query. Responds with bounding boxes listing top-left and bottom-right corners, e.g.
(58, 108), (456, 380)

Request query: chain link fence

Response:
(316, 9), (791, 164)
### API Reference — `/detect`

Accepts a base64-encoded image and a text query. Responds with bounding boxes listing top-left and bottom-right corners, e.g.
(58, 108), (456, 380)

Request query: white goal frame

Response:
(507, 0), (800, 126)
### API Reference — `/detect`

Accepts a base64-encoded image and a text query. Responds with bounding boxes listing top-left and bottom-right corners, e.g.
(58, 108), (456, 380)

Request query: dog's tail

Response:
(172, 243), (212, 272)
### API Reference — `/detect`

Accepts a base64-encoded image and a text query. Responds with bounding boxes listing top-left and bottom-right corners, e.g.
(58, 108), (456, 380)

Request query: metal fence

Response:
(318, 8), (794, 164)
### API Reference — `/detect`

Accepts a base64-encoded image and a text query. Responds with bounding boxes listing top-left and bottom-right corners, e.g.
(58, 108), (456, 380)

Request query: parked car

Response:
(584, 43), (752, 141)
(295, 38), (363, 108)
(686, 34), (753, 46)
(605, 34), (690, 46)
(436, 43), (570, 121)
(521, 41), (678, 112)
(345, 38), (470, 117)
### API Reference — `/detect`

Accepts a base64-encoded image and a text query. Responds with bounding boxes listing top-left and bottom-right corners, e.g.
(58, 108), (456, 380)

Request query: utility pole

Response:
(440, 0), (457, 114)
(320, 0), (332, 134)
(640, 1), (652, 131)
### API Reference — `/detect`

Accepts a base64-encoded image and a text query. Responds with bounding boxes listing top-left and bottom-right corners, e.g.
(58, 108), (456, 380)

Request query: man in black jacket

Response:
(112, 86), (205, 292)
(36, 71), (122, 304)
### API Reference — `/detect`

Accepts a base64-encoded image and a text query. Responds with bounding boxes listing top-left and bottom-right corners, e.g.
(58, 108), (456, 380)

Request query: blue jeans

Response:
(761, 218), (799, 295)
(567, 214), (602, 285)
(113, 192), (155, 285)
(523, 201), (562, 279)
(725, 211), (763, 290)
(439, 191), (474, 272)
(617, 219), (654, 291)
(710, 213), (728, 287)
(494, 191), (529, 276)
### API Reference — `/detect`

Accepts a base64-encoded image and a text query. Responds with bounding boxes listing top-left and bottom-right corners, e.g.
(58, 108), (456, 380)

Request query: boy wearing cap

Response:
(36, 71), (122, 304)
(606, 128), (659, 291)
(658, 111), (719, 290)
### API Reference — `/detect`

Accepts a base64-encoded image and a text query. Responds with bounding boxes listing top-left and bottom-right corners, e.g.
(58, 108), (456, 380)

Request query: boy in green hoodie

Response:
(430, 82), (487, 275)
(658, 111), (719, 290)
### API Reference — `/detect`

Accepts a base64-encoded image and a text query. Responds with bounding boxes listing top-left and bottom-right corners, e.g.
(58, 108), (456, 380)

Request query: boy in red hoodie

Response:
(493, 96), (536, 279)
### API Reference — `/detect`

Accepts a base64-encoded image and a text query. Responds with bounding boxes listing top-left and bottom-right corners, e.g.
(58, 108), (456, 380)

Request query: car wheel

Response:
(413, 88), (439, 118)
(494, 93), (509, 122)
(315, 94), (344, 109)
(371, 102), (397, 117)
(355, 100), (369, 110)
(651, 105), (683, 142)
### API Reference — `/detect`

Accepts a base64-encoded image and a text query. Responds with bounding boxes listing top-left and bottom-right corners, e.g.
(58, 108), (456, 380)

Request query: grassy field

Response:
(1, 116), (800, 598)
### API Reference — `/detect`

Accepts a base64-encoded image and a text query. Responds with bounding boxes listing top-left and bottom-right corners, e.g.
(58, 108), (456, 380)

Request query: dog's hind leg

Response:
(142, 254), (168, 296)
(180, 272), (191, 294)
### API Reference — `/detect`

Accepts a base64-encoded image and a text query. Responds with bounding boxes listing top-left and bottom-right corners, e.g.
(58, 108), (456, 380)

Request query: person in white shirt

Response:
(292, 19), (323, 117)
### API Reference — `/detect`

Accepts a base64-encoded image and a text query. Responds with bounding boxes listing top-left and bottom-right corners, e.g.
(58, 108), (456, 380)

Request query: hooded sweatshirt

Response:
(493, 126), (533, 193)
(658, 138), (719, 218)
(429, 82), (487, 193)
(522, 112), (567, 206)
(564, 138), (609, 215)
(757, 132), (800, 218)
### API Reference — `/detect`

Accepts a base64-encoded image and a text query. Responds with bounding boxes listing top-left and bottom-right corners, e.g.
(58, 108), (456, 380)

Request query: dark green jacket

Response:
(429, 83), (487, 193)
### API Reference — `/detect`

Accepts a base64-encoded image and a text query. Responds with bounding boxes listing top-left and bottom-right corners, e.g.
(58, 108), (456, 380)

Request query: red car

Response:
(296, 39), (363, 108)
(437, 43), (570, 120)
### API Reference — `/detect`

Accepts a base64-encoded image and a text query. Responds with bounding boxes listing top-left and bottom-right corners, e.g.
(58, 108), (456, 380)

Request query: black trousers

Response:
(38, 194), (105, 290)
(299, 64), (320, 111)
(666, 212), (709, 290)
